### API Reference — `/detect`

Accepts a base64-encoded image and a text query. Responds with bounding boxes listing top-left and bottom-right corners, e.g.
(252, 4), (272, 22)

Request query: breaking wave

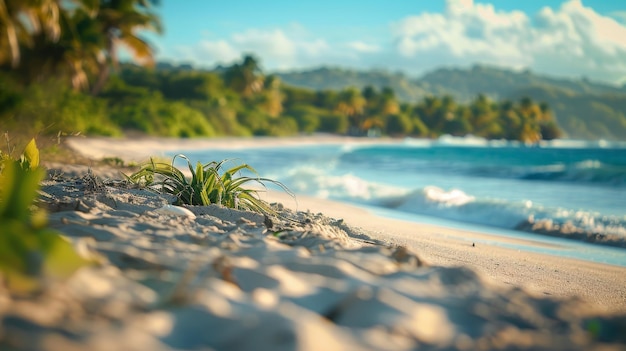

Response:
(281, 169), (626, 248)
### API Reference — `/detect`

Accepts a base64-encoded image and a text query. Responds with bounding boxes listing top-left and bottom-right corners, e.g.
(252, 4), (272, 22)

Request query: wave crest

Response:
(278, 166), (626, 248)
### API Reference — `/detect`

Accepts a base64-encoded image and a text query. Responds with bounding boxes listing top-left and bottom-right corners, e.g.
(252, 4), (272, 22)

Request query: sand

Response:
(267, 191), (626, 312)
(66, 135), (626, 310)
(1, 135), (625, 350)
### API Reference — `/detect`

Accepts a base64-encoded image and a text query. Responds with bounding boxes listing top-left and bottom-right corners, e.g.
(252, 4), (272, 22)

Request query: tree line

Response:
(0, 1), (561, 142)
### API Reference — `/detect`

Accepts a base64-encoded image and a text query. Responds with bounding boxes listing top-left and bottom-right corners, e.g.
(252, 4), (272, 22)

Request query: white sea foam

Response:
(279, 166), (626, 245)
(283, 166), (406, 201)
(435, 134), (490, 147)
(422, 186), (475, 207)
(540, 139), (626, 149)
(187, 141), (626, 246)
(402, 137), (432, 147)
(383, 189), (528, 229)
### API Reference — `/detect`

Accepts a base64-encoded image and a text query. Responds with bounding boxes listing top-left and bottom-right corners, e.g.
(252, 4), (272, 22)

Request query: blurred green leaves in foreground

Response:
(0, 138), (92, 294)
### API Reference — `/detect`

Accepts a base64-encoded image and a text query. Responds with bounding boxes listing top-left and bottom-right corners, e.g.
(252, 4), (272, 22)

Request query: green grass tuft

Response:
(127, 155), (294, 215)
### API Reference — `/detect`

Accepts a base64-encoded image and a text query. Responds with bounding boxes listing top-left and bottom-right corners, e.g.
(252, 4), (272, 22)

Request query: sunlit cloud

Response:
(346, 41), (381, 53)
(160, 1), (626, 84)
(165, 27), (333, 70)
(391, 0), (626, 84)
(195, 40), (240, 63)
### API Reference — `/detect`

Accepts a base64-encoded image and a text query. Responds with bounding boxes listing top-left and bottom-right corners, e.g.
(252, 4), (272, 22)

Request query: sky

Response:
(149, 0), (626, 85)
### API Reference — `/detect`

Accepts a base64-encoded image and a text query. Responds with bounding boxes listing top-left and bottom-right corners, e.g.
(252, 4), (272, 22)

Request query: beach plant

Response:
(127, 155), (293, 214)
(0, 138), (91, 294)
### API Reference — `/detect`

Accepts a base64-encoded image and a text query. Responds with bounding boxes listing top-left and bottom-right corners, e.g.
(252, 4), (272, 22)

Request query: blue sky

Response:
(148, 0), (626, 84)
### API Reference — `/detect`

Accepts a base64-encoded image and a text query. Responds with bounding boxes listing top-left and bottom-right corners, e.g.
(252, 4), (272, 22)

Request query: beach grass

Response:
(126, 154), (294, 215)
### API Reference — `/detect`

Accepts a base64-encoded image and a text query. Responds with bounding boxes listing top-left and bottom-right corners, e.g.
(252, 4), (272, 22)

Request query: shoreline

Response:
(264, 190), (626, 313)
(65, 134), (403, 162)
(64, 135), (626, 313)
(66, 134), (626, 249)
(7, 135), (623, 349)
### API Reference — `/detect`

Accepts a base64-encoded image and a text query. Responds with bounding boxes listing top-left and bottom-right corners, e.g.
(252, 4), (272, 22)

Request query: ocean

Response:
(176, 136), (626, 266)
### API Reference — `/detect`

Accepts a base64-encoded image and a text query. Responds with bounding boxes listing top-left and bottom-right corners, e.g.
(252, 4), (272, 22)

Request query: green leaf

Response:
(23, 138), (40, 170)
(41, 230), (92, 279)
(0, 222), (92, 294)
(0, 140), (91, 294)
(0, 221), (32, 274)
(0, 160), (44, 222)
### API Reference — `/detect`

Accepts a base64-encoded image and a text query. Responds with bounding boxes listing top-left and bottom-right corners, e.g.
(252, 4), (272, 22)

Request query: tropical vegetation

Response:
(2, 55), (563, 142)
(0, 0), (566, 143)
(277, 65), (626, 140)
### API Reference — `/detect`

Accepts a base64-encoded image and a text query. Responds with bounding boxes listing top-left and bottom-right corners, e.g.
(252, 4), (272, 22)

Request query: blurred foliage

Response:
(276, 67), (430, 103)
(278, 65), (626, 140)
(0, 0), (622, 141)
(3, 79), (121, 136)
(1, 49), (567, 142)
(0, 138), (92, 294)
(512, 86), (626, 140)
(0, 0), (160, 94)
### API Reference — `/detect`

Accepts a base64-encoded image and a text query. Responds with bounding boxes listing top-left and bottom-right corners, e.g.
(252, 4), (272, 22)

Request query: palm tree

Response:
(90, 0), (162, 95)
(1, 0), (158, 94)
(63, 7), (107, 90)
(256, 75), (283, 117)
(224, 54), (264, 97)
(0, 0), (23, 67)
(361, 85), (376, 103)
(378, 87), (399, 116)
(17, 5), (103, 90)
(470, 94), (497, 136)
(335, 87), (366, 134)
(0, 0), (66, 68)
(416, 96), (442, 131)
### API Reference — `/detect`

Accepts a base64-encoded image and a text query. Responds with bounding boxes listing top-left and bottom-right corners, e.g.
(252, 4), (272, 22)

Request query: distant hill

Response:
(275, 65), (626, 140)
(509, 85), (626, 140)
(418, 65), (626, 101)
(274, 67), (430, 102)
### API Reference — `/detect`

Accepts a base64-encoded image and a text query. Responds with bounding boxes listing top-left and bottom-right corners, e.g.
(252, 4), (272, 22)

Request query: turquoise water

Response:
(176, 136), (626, 266)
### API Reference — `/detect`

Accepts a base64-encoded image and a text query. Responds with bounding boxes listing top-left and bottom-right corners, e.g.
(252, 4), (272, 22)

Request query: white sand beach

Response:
(65, 135), (626, 312)
(2, 135), (624, 350)
(265, 191), (626, 312)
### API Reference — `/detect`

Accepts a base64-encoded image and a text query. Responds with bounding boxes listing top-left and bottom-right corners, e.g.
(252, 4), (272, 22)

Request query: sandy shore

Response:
(66, 135), (626, 312)
(65, 135), (402, 162)
(2, 135), (624, 350)
(266, 191), (626, 313)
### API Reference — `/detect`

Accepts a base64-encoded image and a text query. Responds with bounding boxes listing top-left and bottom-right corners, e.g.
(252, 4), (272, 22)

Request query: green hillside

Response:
(277, 65), (626, 140)
(275, 67), (430, 102)
(1, 55), (560, 143)
(418, 65), (626, 101)
(510, 86), (626, 140)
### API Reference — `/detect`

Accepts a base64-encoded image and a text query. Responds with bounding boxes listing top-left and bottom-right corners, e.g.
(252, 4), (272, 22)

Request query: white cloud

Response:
(232, 29), (296, 59)
(392, 0), (532, 68)
(195, 40), (240, 63)
(159, 1), (626, 84)
(391, 0), (626, 84)
(298, 39), (330, 56)
(163, 27), (334, 71)
(346, 41), (381, 53)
